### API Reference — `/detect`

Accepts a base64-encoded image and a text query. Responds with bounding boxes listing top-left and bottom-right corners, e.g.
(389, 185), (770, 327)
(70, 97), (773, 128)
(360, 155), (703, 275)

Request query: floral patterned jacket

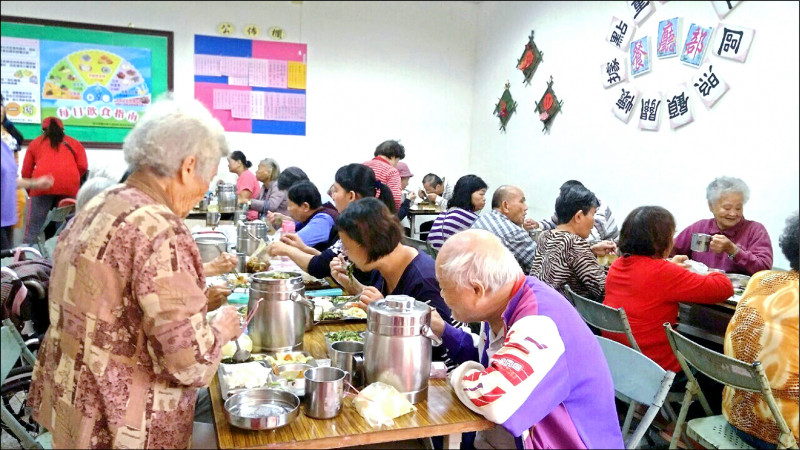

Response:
(29, 171), (225, 449)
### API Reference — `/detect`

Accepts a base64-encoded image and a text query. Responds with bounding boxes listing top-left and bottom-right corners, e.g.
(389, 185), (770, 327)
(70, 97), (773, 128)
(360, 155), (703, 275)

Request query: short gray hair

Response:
(76, 177), (116, 211)
(123, 95), (229, 181)
(706, 176), (750, 205)
(259, 158), (281, 182)
(437, 229), (522, 294)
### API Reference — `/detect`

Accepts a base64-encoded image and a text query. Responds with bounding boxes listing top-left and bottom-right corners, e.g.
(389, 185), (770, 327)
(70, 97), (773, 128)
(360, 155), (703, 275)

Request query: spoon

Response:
(232, 338), (251, 363)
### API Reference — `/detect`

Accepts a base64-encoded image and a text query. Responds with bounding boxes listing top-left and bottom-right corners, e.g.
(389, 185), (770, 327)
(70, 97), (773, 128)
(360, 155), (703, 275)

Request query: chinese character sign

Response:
(711, 1), (741, 19)
(627, 1), (655, 26)
(665, 83), (693, 129)
(612, 84), (641, 123)
(606, 16), (635, 51)
(601, 56), (628, 89)
(680, 23), (713, 68)
(630, 36), (651, 77)
(691, 59), (729, 109)
(0, 37), (41, 124)
(638, 91), (662, 131)
(657, 17), (679, 59)
(713, 23), (755, 63)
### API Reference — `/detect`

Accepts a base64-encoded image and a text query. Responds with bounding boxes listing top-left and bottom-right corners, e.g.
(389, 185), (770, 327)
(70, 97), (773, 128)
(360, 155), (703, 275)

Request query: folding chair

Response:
(401, 235), (437, 259)
(33, 204), (74, 259)
(2, 318), (51, 449)
(597, 336), (676, 449)
(565, 284), (639, 351)
(664, 323), (799, 449)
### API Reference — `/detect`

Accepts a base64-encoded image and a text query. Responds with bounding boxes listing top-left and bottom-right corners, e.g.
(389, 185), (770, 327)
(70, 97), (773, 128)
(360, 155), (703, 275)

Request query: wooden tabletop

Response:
(210, 322), (493, 449)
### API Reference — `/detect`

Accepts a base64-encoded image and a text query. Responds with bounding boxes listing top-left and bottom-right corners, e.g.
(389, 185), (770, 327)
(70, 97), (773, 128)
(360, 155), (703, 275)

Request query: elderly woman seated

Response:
(426, 174), (488, 251)
(27, 97), (242, 449)
(529, 184), (609, 301)
(329, 197), (460, 369)
(246, 157), (288, 220)
(723, 212), (799, 448)
(603, 206), (733, 375)
(672, 176), (773, 275)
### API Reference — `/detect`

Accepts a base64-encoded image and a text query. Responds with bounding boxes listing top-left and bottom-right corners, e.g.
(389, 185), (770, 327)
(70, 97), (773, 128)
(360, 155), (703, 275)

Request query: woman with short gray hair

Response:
(28, 96), (243, 449)
(246, 157), (289, 220)
(672, 175), (773, 275)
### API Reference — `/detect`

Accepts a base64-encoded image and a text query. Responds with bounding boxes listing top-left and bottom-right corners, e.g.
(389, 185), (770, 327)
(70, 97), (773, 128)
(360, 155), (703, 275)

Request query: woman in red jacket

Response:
(602, 206), (733, 374)
(21, 117), (87, 244)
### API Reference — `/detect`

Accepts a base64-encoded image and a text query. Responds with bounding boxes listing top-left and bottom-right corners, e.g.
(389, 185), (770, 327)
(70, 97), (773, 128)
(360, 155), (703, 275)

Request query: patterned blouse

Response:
(529, 230), (607, 301)
(28, 171), (226, 449)
(723, 270), (799, 445)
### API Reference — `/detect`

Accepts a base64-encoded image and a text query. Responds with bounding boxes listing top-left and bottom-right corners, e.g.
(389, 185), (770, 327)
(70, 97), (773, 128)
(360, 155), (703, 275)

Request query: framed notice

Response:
(0, 16), (173, 148)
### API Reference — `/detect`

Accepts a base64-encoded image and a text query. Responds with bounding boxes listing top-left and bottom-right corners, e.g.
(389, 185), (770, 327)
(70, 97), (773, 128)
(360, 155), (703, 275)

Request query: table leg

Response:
(409, 215), (417, 239)
(444, 433), (462, 449)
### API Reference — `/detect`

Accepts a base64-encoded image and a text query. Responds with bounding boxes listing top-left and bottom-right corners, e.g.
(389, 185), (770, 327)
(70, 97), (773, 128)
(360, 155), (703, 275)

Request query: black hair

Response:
(43, 119), (64, 149)
(229, 150), (252, 168)
(336, 197), (403, 263)
(618, 206), (676, 258)
(559, 179), (584, 195)
(374, 139), (406, 160)
(555, 185), (599, 224)
(449, 175), (488, 211)
(1, 94), (25, 149)
(277, 166), (309, 190)
(287, 180), (322, 210)
(779, 212), (799, 271)
(334, 163), (396, 213)
(422, 173), (444, 188)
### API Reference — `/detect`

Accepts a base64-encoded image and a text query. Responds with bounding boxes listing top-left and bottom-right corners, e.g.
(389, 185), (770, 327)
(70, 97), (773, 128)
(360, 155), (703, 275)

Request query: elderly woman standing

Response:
(246, 157), (288, 220)
(28, 97), (242, 449)
(673, 176), (773, 275)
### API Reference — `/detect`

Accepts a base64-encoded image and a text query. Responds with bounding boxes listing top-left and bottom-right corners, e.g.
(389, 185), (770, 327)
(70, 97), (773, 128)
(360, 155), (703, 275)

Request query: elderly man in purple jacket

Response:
(429, 229), (623, 449)
(672, 176), (773, 275)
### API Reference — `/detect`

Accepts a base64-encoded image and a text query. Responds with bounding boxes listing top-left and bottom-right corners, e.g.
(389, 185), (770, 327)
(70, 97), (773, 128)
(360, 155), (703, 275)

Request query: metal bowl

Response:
(224, 388), (300, 430)
(270, 363), (313, 397)
(726, 273), (751, 290)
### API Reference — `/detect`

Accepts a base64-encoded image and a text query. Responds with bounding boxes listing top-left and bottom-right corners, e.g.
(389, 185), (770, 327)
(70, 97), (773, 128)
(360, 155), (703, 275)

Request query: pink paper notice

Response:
(220, 57), (250, 77)
(252, 40), (307, 62)
(263, 92), (306, 121)
(248, 59), (288, 88)
(195, 82), (251, 132)
(195, 55), (222, 76)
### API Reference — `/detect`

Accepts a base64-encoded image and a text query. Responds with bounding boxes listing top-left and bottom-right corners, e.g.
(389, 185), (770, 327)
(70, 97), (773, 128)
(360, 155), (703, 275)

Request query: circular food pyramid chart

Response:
(42, 49), (150, 106)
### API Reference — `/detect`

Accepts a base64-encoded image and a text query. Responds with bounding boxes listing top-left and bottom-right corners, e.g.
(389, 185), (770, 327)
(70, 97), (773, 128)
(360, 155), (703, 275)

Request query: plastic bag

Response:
(246, 238), (272, 273)
(353, 382), (416, 427)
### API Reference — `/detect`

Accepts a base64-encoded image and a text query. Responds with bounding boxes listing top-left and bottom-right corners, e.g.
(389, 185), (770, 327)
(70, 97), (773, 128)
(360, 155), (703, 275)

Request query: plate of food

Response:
(264, 351), (316, 371)
(218, 361), (272, 399)
(312, 296), (367, 323)
(324, 330), (365, 357)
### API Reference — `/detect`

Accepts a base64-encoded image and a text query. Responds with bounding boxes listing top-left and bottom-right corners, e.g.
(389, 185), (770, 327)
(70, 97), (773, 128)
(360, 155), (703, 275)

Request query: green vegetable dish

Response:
(319, 310), (343, 321)
(324, 331), (364, 343)
(331, 296), (354, 305)
(264, 272), (294, 279)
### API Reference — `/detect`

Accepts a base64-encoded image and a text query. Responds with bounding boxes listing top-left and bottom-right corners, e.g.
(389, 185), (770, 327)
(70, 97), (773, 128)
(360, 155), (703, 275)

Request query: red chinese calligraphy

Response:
(658, 21), (676, 54)
(632, 40), (647, 71)
(685, 27), (708, 58)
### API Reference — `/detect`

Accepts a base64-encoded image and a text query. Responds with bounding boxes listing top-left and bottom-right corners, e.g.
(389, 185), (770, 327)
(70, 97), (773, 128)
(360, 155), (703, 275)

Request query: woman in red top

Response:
(226, 150), (260, 205)
(602, 206), (733, 374)
(21, 117), (87, 244)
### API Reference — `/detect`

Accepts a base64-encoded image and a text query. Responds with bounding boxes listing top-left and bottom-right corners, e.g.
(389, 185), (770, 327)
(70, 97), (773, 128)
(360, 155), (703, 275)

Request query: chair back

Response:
(565, 284), (640, 352)
(597, 336), (675, 449)
(35, 204), (75, 258)
(401, 235), (436, 258)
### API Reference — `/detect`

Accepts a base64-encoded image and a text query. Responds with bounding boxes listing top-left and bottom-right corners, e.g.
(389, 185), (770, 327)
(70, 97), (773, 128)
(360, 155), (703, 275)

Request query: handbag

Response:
(63, 141), (88, 186)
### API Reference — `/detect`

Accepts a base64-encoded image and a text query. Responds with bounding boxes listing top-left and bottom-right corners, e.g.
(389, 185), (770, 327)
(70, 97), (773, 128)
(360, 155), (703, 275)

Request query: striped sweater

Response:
(362, 156), (402, 210)
(529, 230), (607, 301)
(426, 207), (479, 250)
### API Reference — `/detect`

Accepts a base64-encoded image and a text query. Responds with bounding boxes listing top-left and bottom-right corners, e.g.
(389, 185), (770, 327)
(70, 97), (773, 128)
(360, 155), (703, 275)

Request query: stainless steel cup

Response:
(206, 211), (221, 228)
(236, 252), (247, 273)
(690, 233), (713, 252)
(330, 341), (365, 388)
(303, 367), (346, 419)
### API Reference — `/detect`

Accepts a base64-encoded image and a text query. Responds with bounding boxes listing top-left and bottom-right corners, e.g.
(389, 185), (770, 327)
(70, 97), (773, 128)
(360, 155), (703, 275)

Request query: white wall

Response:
(2, 1), (478, 194)
(469, 1), (799, 269)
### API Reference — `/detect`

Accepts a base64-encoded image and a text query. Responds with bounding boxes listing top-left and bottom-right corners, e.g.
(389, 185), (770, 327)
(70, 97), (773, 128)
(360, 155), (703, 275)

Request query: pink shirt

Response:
(236, 169), (261, 197)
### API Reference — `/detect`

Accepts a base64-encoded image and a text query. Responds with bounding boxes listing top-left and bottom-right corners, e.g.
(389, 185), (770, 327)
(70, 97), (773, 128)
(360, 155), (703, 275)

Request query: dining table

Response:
(407, 204), (442, 240)
(209, 321), (494, 449)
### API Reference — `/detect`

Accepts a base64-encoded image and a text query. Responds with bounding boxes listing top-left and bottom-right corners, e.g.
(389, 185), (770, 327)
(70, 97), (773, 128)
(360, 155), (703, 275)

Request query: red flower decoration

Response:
(543, 92), (554, 112)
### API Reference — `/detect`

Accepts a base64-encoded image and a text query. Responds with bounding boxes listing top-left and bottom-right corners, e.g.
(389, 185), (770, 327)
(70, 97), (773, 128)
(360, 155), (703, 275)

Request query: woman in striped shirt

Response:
(426, 175), (488, 251)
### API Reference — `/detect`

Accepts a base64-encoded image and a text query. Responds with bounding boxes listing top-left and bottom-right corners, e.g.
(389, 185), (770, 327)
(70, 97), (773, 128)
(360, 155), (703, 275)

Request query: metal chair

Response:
(33, 204), (75, 259)
(597, 336), (676, 449)
(664, 323), (799, 449)
(401, 235), (437, 259)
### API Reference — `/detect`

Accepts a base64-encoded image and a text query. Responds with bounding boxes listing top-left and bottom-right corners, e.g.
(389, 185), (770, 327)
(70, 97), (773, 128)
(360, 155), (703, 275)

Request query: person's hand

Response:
(355, 286), (384, 309)
(430, 307), (445, 338)
(523, 218), (538, 230)
(205, 252), (238, 276)
(210, 305), (242, 343)
(269, 239), (290, 257)
(591, 240), (617, 257)
(426, 192), (437, 203)
(279, 233), (309, 253)
(330, 254), (355, 291)
(406, 191), (417, 203)
(418, 189), (427, 199)
(669, 254), (690, 268)
(207, 284), (232, 311)
(710, 234), (736, 255)
(35, 175), (54, 190)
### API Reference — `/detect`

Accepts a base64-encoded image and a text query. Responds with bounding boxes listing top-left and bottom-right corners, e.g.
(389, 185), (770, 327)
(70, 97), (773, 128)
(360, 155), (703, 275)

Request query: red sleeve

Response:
(20, 138), (37, 179)
(66, 136), (88, 175)
(659, 261), (734, 304)
(388, 168), (402, 209)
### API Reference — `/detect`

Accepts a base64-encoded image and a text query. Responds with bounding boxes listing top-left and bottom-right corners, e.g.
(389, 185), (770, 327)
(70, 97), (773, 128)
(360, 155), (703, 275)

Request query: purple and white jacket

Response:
(443, 276), (624, 449)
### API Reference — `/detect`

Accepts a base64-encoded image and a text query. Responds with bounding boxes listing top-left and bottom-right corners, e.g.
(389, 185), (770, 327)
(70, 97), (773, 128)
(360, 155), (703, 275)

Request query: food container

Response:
(197, 197), (209, 211)
(224, 388), (300, 430)
(248, 271), (313, 353)
(690, 233), (713, 252)
(193, 230), (228, 262)
(725, 273), (751, 291)
(217, 360), (271, 399)
(303, 367), (346, 419)
(217, 183), (237, 213)
(364, 295), (441, 404)
(330, 341), (365, 388)
(270, 363), (313, 397)
(237, 221), (268, 256)
(206, 211), (221, 227)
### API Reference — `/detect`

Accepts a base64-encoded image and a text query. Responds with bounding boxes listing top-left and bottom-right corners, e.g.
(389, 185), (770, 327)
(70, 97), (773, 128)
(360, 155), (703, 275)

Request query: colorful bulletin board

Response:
(194, 34), (307, 136)
(0, 16), (173, 148)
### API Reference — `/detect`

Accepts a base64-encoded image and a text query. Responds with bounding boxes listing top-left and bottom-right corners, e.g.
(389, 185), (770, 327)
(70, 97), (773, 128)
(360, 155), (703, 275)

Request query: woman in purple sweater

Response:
(427, 174), (488, 251)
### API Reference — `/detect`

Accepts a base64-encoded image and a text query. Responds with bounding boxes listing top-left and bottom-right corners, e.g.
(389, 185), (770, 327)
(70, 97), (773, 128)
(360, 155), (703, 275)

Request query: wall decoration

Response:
(493, 82), (517, 132)
(243, 24), (260, 38)
(606, 16), (635, 51)
(627, 1), (655, 26)
(711, 1), (741, 18)
(612, 84), (640, 123)
(218, 22), (235, 36)
(534, 76), (563, 133)
(713, 23), (754, 62)
(194, 34), (307, 136)
(601, 55), (628, 88)
(656, 17), (680, 58)
(630, 36), (651, 77)
(665, 83), (693, 129)
(680, 23), (713, 68)
(691, 59), (729, 109)
(638, 91), (662, 131)
(516, 30), (543, 86)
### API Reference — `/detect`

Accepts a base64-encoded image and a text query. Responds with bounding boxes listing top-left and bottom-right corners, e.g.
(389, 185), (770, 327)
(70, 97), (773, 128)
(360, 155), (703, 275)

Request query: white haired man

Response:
(430, 229), (623, 449)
